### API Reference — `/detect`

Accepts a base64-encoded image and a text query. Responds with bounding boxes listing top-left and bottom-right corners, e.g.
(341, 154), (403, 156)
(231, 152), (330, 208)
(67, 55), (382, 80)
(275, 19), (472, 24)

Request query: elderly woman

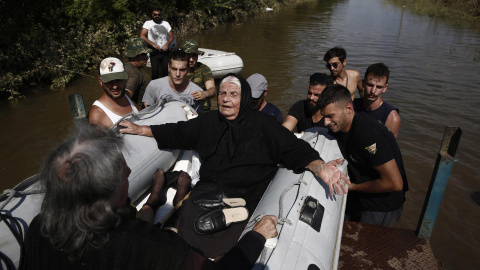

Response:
(119, 74), (349, 258)
(21, 125), (278, 270)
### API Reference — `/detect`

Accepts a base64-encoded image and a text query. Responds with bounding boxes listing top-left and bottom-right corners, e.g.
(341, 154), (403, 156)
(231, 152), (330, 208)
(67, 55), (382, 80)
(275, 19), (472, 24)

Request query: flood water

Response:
(1, 0), (479, 268)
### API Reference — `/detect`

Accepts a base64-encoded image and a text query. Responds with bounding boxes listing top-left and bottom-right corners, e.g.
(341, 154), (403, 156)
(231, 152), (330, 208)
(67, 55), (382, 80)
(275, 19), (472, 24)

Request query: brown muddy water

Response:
(1, 0), (479, 268)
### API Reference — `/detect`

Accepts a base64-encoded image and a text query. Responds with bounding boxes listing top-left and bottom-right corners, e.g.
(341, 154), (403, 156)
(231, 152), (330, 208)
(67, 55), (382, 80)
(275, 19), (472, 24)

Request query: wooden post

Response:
(416, 126), (462, 240)
(69, 94), (88, 127)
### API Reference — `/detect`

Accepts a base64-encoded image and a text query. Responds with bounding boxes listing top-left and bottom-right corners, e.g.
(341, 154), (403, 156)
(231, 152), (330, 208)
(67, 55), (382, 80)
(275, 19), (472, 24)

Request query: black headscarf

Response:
(217, 73), (252, 158)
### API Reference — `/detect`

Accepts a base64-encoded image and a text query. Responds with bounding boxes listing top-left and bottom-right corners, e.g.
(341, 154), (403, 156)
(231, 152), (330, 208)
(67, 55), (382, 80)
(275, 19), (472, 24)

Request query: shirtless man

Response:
(323, 46), (363, 99)
(89, 57), (139, 129)
(353, 63), (401, 138)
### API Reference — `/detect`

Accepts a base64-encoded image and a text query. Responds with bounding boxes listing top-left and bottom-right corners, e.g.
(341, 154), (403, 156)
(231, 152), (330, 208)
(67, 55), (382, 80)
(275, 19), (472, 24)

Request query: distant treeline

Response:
(392, 0), (479, 21)
(0, 0), (291, 102)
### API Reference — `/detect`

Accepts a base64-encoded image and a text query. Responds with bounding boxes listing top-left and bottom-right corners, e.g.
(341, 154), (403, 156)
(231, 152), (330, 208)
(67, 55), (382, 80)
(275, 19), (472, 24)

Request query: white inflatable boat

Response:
(240, 127), (349, 270)
(147, 48), (244, 80)
(0, 101), (197, 269)
(198, 48), (243, 79)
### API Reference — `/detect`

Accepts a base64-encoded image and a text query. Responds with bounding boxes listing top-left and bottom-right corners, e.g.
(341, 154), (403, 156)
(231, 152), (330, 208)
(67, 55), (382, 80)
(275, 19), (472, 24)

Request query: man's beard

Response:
(153, 18), (162, 24)
(306, 100), (321, 113)
(106, 88), (125, 100)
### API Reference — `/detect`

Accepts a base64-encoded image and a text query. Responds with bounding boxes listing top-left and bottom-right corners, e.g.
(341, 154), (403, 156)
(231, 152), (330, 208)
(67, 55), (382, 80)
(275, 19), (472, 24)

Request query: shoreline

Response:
(389, 0), (480, 27)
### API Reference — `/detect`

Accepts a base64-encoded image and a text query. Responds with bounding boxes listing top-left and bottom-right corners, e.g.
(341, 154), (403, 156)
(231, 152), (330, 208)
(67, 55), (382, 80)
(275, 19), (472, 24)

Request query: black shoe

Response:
(194, 207), (249, 235)
(193, 189), (246, 209)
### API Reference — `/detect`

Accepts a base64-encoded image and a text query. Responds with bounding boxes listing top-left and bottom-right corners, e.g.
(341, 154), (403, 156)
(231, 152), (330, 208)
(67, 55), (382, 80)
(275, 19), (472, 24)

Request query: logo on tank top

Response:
(365, 143), (377, 154)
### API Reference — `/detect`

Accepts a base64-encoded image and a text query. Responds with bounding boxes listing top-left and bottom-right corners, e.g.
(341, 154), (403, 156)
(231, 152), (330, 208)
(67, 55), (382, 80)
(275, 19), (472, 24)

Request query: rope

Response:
(277, 172), (306, 226)
(0, 189), (45, 211)
(0, 213), (26, 269)
(301, 131), (319, 143)
(245, 213), (266, 230)
(109, 99), (166, 131)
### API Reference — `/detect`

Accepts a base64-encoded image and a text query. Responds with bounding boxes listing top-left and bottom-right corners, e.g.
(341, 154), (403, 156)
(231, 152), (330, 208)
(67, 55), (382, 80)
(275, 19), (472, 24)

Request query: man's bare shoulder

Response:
(346, 69), (361, 81)
(89, 105), (112, 129)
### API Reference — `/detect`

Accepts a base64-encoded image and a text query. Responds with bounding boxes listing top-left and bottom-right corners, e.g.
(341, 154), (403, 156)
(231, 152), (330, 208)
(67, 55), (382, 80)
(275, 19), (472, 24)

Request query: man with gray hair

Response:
(120, 73), (350, 259)
(21, 124), (281, 269)
(246, 73), (283, 123)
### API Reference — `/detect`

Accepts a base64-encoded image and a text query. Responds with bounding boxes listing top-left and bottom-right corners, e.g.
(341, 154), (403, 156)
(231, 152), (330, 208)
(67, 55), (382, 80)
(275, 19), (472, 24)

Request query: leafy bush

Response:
(0, 0), (298, 102)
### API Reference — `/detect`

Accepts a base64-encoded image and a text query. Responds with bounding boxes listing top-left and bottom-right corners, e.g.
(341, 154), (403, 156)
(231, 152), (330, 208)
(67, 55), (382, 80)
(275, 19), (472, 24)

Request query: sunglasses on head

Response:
(152, 13), (162, 17)
(325, 62), (340, 69)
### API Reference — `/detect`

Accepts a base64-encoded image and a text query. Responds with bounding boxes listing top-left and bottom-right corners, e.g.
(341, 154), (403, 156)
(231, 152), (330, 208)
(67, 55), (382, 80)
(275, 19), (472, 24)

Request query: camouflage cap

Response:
(179, 39), (205, 55)
(126, 38), (152, 58)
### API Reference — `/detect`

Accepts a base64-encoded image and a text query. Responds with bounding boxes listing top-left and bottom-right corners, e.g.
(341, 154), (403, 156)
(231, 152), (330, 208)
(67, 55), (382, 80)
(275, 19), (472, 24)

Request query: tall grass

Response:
(391, 0), (480, 23)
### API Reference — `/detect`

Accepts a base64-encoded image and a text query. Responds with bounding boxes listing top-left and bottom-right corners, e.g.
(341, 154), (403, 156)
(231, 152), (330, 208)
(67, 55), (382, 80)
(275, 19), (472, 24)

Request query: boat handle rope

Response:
(109, 99), (166, 132)
(255, 131), (320, 268)
(278, 172), (307, 226)
(0, 188), (44, 269)
(0, 189), (45, 211)
(0, 212), (26, 269)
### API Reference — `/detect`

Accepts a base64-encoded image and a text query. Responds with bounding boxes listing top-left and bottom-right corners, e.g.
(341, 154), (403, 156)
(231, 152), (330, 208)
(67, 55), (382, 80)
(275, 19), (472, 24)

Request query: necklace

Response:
(334, 72), (348, 87)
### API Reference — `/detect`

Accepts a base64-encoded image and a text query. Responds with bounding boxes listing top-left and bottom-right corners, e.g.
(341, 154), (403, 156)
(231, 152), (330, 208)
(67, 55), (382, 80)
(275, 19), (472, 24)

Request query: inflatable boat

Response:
(147, 48), (244, 80)
(198, 48), (244, 79)
(240, 127), (349, 270)
(141, 127), (350, 269)
(0, 101), (197, 269)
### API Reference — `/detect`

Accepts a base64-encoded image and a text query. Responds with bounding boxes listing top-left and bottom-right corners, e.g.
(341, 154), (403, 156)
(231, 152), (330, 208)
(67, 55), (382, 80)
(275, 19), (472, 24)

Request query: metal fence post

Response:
(69, 93), (88, 127)
(416, 126), (462, 240)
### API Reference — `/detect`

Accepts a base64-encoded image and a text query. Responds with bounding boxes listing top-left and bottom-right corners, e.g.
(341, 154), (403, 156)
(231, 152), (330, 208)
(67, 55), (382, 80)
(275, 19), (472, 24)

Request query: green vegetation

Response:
(0, 0), (294, 102)
(391, 0), (480, 24)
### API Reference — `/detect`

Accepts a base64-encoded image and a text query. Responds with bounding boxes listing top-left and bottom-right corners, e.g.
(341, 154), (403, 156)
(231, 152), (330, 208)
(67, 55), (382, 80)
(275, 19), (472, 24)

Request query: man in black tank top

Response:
(353, 63), (402, 138)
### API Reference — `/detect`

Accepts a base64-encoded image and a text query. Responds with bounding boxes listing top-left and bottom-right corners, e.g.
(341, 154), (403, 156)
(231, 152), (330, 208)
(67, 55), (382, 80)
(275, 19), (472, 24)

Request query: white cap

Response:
(99, 57), (128, 82)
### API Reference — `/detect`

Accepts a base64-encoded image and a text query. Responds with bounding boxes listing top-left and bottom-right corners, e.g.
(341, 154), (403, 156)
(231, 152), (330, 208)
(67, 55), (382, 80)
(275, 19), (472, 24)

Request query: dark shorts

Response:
(344, 206), (403, 227)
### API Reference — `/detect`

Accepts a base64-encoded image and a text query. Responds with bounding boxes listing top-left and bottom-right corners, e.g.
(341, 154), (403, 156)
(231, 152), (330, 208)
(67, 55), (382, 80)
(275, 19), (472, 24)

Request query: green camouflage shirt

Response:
(187, 62), (213, 91)
(187, 62), (214, 110)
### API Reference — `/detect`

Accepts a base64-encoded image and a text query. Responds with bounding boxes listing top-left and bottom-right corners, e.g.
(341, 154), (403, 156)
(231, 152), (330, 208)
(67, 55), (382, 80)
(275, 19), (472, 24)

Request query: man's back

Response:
(22, 214), (189, 270)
